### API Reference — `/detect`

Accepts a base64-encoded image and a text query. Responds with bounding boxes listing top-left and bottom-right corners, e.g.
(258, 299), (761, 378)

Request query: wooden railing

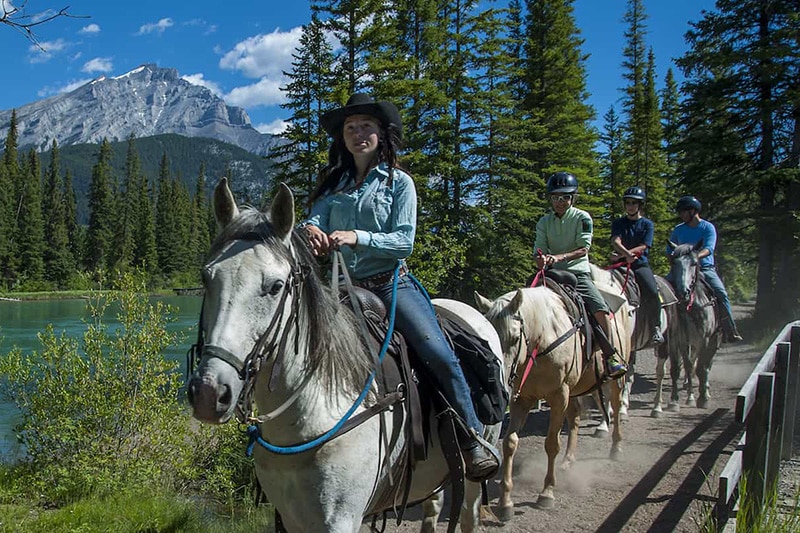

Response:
(716, 320), (800, 526)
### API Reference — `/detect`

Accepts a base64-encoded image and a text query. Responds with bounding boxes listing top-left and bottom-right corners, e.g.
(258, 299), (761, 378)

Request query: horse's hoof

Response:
(686, 398), (696, 408)
(496, 505), (514, 522)
(619, 406), (629, 420)
(535, 495), (555, 509)
(666, 402), (680, 413)
(650, 408), (663, 418)
(594, 428), (610, 439)
(697, 397), (709, 409)
(610, 447), (622, 461)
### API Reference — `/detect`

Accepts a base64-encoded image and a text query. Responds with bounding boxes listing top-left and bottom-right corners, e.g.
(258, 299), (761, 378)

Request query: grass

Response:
(0, 490), (275, 533)
(697, 475), (800, 532)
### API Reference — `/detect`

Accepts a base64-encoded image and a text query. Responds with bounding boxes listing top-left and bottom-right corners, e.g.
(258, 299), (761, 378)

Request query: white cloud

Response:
(182, 73), (223, 97)
(255, 119), (290, 135)
(37, 78), (93, 97)
(79, 23), (101, 34)
(82, 57), (113, 73)
(28, 38), (68, 63)
(225, 77), (285, 108)
(136, 18), (173, 35)
(219, 26), (303, 78)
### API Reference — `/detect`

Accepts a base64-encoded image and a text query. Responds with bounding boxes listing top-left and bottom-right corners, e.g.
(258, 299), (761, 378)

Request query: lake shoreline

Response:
(0, 289), (197, 301)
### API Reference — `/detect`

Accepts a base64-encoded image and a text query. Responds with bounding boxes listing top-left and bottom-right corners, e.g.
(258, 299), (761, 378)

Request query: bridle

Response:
(187, 234), (309, 425)
(506, 308), (583, 401)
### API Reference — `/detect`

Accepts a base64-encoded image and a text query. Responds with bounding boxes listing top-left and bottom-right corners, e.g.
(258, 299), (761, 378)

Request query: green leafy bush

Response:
(0, 272), (207, 504)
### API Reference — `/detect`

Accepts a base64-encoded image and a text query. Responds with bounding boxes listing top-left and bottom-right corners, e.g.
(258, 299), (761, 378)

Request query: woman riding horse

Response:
(300, 93), (499, 482)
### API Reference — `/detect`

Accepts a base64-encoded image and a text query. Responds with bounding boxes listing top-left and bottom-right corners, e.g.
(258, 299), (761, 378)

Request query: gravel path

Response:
(368, 304), (800, 532)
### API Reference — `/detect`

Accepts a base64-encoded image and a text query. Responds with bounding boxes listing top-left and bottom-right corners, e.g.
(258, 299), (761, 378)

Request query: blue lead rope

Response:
(246, 261), (401, 456)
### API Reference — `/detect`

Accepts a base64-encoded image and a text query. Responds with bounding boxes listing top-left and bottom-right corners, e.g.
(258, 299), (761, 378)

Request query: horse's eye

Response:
(265, 280), (284, 297)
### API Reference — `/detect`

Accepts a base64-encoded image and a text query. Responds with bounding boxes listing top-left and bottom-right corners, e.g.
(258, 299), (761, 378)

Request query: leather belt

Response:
(355, 263), (409, 290)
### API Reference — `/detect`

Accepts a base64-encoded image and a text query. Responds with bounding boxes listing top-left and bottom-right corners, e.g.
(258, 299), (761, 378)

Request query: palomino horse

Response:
(475, 264), (632, 519)
(187, 179), (505, 533)
(658, 242), (722, 410)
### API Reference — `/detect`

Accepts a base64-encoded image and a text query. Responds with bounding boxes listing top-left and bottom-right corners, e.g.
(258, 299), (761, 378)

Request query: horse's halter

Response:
(507, 313), (531, 384)
(188, 234), (309, 424)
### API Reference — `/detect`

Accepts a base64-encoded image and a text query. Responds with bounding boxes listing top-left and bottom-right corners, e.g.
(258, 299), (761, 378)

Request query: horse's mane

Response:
(209, 207), (373, 398)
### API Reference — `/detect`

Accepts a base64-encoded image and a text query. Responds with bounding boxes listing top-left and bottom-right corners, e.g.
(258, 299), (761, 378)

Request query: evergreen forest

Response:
(0, 0), (797, 325)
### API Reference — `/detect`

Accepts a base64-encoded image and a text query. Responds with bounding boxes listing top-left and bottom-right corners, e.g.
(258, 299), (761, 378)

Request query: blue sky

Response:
(0, 0), (715, 136)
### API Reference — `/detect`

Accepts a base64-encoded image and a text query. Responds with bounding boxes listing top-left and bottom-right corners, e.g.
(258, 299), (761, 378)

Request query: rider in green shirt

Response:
(533, 172), (627, 379)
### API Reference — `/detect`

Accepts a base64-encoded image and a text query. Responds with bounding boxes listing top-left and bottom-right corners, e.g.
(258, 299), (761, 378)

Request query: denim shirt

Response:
(305, 163), (417, 279)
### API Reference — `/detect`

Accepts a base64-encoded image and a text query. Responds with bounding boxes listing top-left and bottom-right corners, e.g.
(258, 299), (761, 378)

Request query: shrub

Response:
(0, 272), (203, 504)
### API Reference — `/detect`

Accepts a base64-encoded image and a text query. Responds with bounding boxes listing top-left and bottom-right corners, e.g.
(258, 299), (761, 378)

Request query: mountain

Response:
(0, 64), (282, 156)
(40, 134), (275, 224)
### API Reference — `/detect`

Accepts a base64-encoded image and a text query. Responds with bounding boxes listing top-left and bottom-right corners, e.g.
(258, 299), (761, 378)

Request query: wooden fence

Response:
(716, 320), (800, 526)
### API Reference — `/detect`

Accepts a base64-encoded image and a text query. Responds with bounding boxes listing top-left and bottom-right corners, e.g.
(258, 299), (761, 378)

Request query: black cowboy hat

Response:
(320, 93), (403, 138)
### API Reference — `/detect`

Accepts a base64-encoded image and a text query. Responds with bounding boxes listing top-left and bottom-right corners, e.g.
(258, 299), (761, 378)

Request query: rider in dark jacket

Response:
(611, 186), (664, 345)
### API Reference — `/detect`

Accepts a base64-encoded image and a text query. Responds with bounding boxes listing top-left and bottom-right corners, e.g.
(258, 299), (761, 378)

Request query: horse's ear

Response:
(474, 291), (493, 313)
(270, 182), (295, 243)
(214, 177), (239, 229)
(693, 240), (704, 252)
(509, 289), (524, 314)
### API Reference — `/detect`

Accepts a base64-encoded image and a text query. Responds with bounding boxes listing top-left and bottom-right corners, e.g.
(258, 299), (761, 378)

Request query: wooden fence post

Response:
(784, 325), (800, 460)
(743, 372), (775, 515)
(767, 343), (791, 490)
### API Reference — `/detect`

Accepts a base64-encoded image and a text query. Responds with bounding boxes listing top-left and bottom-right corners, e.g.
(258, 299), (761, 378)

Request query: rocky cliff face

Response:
(0, 64), (280, 156)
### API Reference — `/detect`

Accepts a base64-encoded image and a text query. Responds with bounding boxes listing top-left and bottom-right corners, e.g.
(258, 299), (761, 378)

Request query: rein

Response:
(245, 251), (402, 456)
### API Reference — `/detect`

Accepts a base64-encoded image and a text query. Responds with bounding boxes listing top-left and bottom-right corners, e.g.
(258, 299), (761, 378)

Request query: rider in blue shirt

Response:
(611, 186), (664, 345)
(666, 196), (743, 343)
(301, 93), (499, 482)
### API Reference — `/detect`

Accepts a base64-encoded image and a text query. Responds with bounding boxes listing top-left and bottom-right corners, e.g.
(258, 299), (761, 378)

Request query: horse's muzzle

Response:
(187, 372), (236, 424)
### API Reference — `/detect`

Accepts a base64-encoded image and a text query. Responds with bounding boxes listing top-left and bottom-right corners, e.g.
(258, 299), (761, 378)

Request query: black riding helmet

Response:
(623, 186), (646, 202)
(546, 172), (579, 194)
(676, 195), (702, 212)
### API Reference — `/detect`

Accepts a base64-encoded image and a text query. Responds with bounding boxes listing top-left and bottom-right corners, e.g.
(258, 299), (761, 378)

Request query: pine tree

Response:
(641, 49), (669, 273)
(113, 134), (141, 272)
(134, 173), (158, 278)
(461, 4), (532, 299)
(17, 150), (45, 285)
(63, 169), (81, 266)
(0, 110), (22, 285)
(155, 152), (173, 277)
(677, 0), (800, 318)
(86, 139), (116, 272)
(42, 140), (74, 285)
(311, 0), (383, 95)
(620, 0), (649, 184)
(520, 0), (601, 258)
(272, 13), (335, 209)
(190, 164), (211, 269)
(660, 68), (681, 184)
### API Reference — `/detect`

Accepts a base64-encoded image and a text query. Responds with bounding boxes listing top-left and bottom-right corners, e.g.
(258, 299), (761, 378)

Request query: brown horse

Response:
(474, 265), (633, 519)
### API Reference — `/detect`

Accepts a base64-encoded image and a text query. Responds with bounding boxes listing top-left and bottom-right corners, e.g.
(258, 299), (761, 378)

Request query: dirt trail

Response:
(371, 304), (800, 532)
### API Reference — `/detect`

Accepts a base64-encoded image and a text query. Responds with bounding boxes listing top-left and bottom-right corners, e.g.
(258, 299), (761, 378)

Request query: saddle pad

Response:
(655, 276), (678, 306)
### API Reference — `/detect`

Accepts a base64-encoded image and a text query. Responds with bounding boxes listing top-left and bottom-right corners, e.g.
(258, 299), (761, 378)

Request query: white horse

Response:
(187, 179), (505, 533)
(475, 265), (633, 519)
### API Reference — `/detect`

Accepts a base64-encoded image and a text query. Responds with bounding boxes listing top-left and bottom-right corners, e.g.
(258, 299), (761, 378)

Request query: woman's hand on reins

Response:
(329, 230), (358, 250)
(305, 224), (332, 256)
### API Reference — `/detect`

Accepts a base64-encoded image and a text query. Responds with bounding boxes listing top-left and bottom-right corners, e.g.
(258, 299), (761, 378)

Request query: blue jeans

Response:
(701, 266), (736, 325)
(371, 274), (483, 433)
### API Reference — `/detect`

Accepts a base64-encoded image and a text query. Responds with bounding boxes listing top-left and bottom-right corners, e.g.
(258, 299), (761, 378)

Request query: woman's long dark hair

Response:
(309, 121), (403, 205)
